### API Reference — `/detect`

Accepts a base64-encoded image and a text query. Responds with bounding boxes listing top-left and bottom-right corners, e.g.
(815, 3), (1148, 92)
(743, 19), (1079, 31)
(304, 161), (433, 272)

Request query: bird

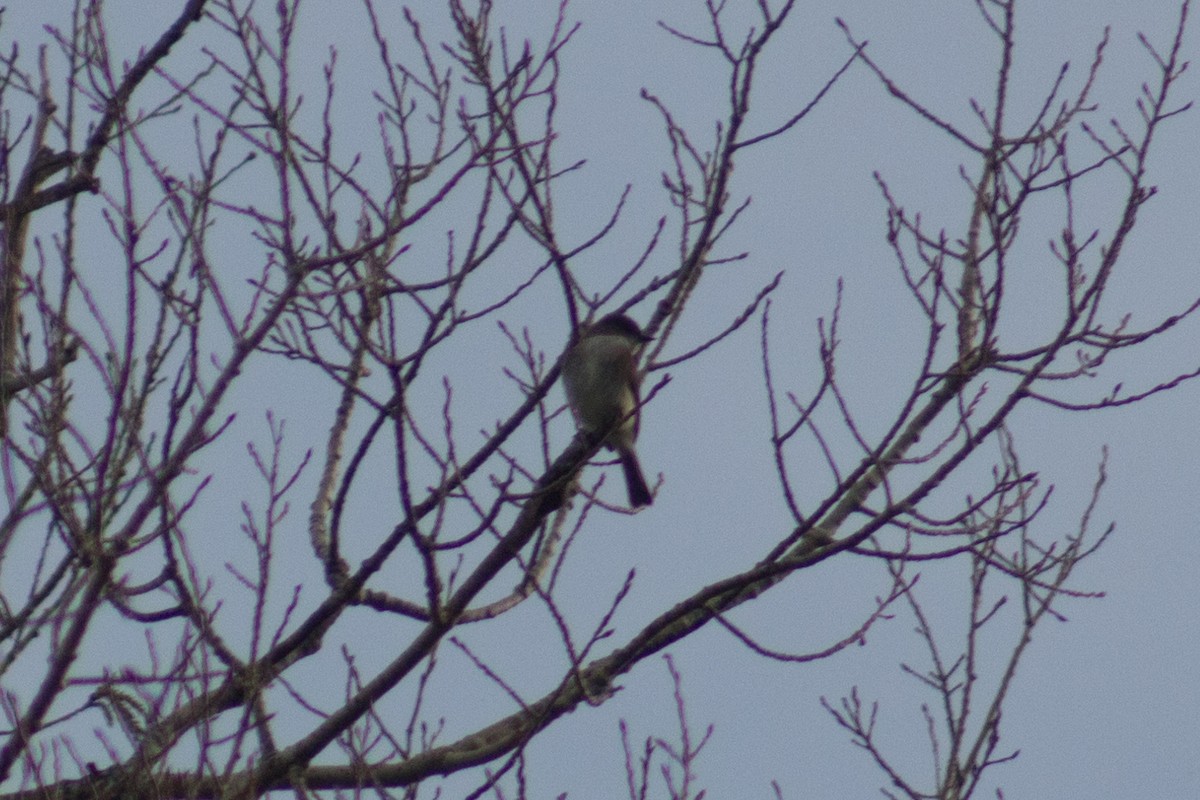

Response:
(562, 312), (654, 507)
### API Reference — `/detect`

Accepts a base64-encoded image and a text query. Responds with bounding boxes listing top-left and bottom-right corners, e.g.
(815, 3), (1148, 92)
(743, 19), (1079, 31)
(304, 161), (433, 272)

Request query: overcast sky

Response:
(3, 2), (1199, 798)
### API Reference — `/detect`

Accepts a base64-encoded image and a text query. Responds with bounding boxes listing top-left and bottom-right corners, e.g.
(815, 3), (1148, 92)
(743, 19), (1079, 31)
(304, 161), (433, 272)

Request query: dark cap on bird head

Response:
(588, 313), (651, 342)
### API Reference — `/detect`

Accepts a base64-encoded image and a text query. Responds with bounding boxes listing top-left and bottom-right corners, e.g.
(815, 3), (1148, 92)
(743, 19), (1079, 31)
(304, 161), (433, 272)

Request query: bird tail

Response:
(618, 446), (653, 508)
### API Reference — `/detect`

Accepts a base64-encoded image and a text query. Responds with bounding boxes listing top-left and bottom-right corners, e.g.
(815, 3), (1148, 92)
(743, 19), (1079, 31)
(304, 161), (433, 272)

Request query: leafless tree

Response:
(0, 1), (1194, 798)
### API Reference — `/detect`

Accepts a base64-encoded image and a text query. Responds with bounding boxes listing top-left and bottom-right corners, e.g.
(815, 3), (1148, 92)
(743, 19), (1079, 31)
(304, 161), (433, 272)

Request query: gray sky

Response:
(3, 1), (1198, 798)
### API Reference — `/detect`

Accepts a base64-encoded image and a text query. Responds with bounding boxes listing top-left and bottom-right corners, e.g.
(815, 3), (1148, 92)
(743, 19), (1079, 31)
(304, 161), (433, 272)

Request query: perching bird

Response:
(562, 312), (654, 507)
